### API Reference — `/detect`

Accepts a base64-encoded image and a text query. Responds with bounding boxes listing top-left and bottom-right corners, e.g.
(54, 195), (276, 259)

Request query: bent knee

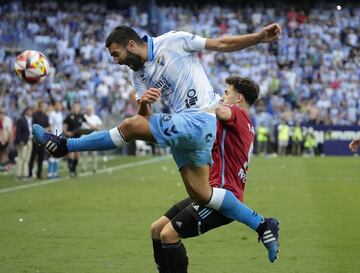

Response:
(151, 216), (171, 240)
(160, 222), (181, 244)
(119, 118), (133, 139)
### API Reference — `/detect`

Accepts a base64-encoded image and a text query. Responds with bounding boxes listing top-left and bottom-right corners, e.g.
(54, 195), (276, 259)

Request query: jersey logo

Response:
(176, 221), (182, 228)
(154, 76), (172, 97)
(185, 89), (198, 108)
(163, 125), (178, 136)
(192, 205), (199, 211)
(205, 133), (213, 143)
(157, 55), (165, 66)
(162, 114), (172, 122)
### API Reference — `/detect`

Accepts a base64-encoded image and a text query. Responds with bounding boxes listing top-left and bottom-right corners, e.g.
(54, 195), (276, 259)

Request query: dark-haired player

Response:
(33, 24), (281, 259)
(151, 76), (279, 273)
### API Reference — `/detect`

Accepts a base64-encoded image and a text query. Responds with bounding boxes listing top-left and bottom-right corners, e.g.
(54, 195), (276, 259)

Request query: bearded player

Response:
(32, 24), (281, 261)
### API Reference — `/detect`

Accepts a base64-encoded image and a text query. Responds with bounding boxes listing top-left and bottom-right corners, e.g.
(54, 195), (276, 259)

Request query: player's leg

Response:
(47, 157), (55, 179)
(150, 198), (193, 273)
(32, 114), (157, 157)
(151, 216), (171, 273)
(177, 159), (279, 262)
(159, 200), (233, 273)
(73, 151), (80, 175)
(177, 157), (265, 231)
(53, 158), (59, 178)
(67, 152), (74, 175)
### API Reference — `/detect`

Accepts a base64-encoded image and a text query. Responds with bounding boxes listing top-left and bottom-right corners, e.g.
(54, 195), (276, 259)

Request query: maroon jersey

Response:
(209, 104), (255, 202)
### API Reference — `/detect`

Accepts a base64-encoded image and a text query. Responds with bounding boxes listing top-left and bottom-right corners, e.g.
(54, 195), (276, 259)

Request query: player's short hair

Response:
(225, 76), (260, 106)
(105, 26), (143, 47)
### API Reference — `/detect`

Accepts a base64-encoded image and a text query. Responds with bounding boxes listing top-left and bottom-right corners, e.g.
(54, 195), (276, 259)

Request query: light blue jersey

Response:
(132, 31), (220, 168)
(132, 31), (221, 113)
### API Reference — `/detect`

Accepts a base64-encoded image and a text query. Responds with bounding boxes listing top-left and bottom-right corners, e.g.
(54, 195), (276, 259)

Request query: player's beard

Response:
(125, 50), (143, 71)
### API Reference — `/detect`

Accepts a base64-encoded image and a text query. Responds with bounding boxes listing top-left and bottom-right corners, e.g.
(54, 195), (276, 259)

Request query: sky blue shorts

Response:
(150, 111), (216, 169)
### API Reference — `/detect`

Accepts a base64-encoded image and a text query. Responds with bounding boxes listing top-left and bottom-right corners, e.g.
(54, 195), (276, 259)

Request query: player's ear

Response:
(127, 40), (137, 53)
(236, 93), (243, 103)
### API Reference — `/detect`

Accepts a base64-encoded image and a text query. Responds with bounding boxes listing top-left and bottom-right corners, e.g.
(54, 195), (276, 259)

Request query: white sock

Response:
(207, 187), (227, 210)
(109, 127), (127, 147)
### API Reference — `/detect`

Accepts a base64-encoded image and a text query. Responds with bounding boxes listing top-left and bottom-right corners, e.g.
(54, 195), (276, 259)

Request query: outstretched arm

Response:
(205, 23), (281, 52)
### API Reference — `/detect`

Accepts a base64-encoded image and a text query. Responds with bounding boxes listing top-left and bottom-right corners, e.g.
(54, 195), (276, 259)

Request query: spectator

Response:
(291, 122), (303, 156)
(277, 119), (290, 156)
(29, 101), (49, 179)
(80, 104), (103, 173)
(47, 101), (64, 179)
(63, 101), (85, 177)
(14, 106), (33, 179)
(0, 106), (13, 170)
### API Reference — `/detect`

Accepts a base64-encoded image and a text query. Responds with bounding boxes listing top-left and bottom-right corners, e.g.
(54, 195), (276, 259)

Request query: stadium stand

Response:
(0, 0), (359, 168)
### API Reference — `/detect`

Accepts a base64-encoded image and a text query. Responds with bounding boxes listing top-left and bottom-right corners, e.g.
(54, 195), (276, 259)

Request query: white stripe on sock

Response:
(109, 127), (127, 147)
(207, 188), (227, 211)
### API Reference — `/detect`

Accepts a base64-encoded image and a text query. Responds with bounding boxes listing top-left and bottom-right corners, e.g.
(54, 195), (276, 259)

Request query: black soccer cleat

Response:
(33, 124), (69, 158)
(258, 218), (280, 263)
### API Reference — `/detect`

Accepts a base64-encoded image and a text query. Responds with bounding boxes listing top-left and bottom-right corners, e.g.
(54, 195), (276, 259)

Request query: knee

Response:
(119, 118), (133, 139)
(150, 220), (165, 240)
(160, 222), (181, 244)
(151, 216), (171, 240)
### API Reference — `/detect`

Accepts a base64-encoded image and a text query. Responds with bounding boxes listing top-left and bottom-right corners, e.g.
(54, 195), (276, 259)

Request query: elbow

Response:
(215, 106), (225, 120)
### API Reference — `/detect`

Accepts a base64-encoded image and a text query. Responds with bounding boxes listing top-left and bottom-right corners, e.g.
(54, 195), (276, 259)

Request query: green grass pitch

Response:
(0, 155), (359, 273)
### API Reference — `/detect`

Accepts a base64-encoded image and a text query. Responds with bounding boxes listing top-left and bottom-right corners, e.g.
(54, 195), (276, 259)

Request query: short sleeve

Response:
(220, 104), (243, 127)
(165, 31), (206, 53)
(182, 32), (206, 52)
(178, 31), (206, 52)
(131, 72), (148, 100)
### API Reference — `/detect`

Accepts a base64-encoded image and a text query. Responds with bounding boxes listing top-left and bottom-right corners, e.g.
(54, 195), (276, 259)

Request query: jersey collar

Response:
(142, 35), (154, 62)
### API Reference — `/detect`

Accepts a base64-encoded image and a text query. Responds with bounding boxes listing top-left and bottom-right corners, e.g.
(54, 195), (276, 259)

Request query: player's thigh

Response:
(170, 202), (233, 239)
(179, 165), (212, 204)
(151, 197), (193, 239)
(119, 115), (157, 142)
(149, 111), (216, 153)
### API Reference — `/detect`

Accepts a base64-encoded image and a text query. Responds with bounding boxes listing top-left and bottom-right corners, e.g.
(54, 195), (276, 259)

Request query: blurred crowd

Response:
(0, 1), (359, 175)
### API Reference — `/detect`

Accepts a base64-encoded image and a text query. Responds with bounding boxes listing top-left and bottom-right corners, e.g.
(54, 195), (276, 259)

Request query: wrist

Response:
(254, 31), (264, 43)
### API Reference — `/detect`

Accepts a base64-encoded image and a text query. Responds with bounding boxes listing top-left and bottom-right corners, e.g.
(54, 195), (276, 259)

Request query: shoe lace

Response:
(55, 129), (64, 138)
(48, 130), (64, 143)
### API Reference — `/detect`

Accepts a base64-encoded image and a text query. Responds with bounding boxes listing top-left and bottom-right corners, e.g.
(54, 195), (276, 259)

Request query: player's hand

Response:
(349, 137), (360, 153)
(257, 23), (282, 43)
(140, 88), (162, 104)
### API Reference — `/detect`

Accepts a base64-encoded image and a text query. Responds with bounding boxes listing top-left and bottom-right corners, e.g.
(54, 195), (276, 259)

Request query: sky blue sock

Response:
(67, 130), (117, 152)
(47, 161), (54, 176)
(53, 162), (58, 176)
(209, 188), (264, 231)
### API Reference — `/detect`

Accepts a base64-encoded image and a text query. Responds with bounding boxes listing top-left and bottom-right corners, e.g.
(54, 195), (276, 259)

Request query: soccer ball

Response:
(14, 50), (50, 84)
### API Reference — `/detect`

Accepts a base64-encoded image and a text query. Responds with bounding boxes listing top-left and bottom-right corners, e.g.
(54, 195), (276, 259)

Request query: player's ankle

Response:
(256, 218), (266, 235)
